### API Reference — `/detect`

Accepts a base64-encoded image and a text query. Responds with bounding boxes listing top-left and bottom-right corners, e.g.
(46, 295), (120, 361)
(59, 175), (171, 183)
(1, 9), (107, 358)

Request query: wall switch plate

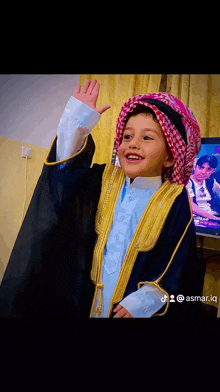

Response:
(22, 146), (32, 158)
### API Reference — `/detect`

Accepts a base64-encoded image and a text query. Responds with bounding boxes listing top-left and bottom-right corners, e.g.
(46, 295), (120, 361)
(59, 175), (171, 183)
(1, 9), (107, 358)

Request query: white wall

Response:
(0, 74), (79, 148)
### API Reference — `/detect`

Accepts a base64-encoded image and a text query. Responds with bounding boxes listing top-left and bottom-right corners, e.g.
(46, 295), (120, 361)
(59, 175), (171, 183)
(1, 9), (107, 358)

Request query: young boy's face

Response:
(194, 162), (215, 181)
(118, 113), (174, 180)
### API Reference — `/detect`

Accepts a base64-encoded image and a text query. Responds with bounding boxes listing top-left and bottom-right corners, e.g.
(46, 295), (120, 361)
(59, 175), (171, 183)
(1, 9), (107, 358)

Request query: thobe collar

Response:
(191, 177), (205, 188)
(125, 175), (162, 190)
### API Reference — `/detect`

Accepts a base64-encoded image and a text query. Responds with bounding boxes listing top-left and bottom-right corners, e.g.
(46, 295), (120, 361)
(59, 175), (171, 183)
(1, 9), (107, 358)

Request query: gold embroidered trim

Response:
(95, 164), (125, 234)
(135, 188), (193, 317)
(136, 182), (184, 250)
(154, 190), (193, 285)
(89, 164), (125, 318)
(44, 135), (88, 166)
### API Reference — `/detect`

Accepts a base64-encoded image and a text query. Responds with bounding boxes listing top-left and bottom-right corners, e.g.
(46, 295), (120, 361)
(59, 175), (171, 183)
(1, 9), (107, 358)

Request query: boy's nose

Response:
(129, 137), (140, 148)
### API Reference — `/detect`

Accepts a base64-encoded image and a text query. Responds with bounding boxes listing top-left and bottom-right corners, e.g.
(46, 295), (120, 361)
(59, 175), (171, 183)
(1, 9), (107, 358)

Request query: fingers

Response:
(113, 304), (133, 318)
(81, 79), (99, 95)
(73, 83), (81, 96)
(113, 304), (123, 312)
(113, 304), (124, 318)
(113, 305), (133, 318)
(91, 80), (100, 95)
(81, 79), (91, 93)
(113, 309), (132, 318)
(123, 312), (133, 318)
(90, 81), (100, 106)
(74, 79), (98, 101)
(87, 79), (98, 95)
(113, 307), (127, 317)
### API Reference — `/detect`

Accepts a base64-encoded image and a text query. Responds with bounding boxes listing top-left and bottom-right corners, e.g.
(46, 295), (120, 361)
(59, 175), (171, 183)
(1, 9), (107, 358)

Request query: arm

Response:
(56, 96), (101, 167)
(46, 79), (111, 206)
(190, 197), (220, 220)
(56, 79), (111, 169)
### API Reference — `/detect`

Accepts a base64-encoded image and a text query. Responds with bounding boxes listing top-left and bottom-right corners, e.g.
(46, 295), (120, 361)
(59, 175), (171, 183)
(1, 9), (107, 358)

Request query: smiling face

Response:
(117, 113), (175, 180)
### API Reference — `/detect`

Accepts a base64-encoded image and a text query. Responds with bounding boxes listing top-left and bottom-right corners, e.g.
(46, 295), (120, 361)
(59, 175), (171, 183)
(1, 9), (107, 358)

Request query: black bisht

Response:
(0, 135), (105, 317)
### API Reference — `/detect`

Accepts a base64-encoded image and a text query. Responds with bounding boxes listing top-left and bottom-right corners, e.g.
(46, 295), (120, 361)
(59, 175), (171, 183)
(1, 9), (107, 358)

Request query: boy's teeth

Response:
(128, 155), (142, 160)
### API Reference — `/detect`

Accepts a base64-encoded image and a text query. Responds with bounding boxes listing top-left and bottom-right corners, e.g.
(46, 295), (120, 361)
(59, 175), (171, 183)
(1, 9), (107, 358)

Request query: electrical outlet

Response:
(22, 146), (32, 158)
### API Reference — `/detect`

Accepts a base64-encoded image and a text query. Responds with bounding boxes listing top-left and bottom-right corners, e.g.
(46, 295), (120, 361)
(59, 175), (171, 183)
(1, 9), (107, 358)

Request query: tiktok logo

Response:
(161, 294), (168, 303)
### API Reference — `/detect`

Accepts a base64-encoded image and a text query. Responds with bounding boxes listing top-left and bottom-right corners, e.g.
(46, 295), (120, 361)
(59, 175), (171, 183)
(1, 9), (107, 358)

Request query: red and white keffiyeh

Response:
(115, 92), (201, 186)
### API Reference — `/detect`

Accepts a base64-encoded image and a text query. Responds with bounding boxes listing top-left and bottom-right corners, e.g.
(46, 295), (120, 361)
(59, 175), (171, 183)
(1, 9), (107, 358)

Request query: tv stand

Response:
(196, 237), (220, 318)
(197, 235), (220, 259)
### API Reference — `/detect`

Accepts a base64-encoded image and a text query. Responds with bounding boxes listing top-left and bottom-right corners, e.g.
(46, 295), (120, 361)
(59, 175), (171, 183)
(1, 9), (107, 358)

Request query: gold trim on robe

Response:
(90, 164), (126, 316)
(89, 164), (190, 318)
(44, 135), (89, 166)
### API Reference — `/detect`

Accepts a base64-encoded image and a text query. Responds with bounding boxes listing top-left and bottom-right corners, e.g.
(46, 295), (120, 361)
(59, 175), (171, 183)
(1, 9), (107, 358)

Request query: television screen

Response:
(186, 138), (220, 239)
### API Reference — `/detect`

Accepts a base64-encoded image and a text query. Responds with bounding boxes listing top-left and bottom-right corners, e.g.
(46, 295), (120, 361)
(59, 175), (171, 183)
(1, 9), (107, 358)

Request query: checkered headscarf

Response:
(115, 92), (201, 186)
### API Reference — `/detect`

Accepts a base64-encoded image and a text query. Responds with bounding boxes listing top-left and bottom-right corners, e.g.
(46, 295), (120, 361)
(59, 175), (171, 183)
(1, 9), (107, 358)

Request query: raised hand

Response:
(74, 79), (111, 114)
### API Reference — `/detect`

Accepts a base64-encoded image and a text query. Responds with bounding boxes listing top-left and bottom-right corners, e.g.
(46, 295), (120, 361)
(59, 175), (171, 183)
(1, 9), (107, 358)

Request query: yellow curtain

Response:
(167, 74), (220, 138)
(79, 74), (162, 165)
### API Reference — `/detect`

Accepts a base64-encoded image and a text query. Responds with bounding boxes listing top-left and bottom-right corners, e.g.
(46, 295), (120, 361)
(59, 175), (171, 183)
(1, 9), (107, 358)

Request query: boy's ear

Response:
(164, 144), (175, 168)
(163, 156), (175, 168)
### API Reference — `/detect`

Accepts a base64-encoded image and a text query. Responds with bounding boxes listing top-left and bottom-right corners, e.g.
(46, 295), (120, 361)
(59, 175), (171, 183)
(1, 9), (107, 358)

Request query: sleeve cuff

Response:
(57, 96), (101, 131)
(119, 283), (167, 318)
(56, 96), (100, 162)
(44, 134), (88, 166)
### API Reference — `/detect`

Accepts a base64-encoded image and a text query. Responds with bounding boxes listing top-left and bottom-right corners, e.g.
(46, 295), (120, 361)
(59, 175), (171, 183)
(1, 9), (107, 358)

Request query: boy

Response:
(0, 79), (204, 318)
(186, 155), (220, 220)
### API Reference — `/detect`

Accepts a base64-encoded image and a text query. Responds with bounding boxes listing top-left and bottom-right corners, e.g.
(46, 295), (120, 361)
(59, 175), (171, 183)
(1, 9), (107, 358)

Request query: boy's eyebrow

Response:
(124, 126), (159, 135)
